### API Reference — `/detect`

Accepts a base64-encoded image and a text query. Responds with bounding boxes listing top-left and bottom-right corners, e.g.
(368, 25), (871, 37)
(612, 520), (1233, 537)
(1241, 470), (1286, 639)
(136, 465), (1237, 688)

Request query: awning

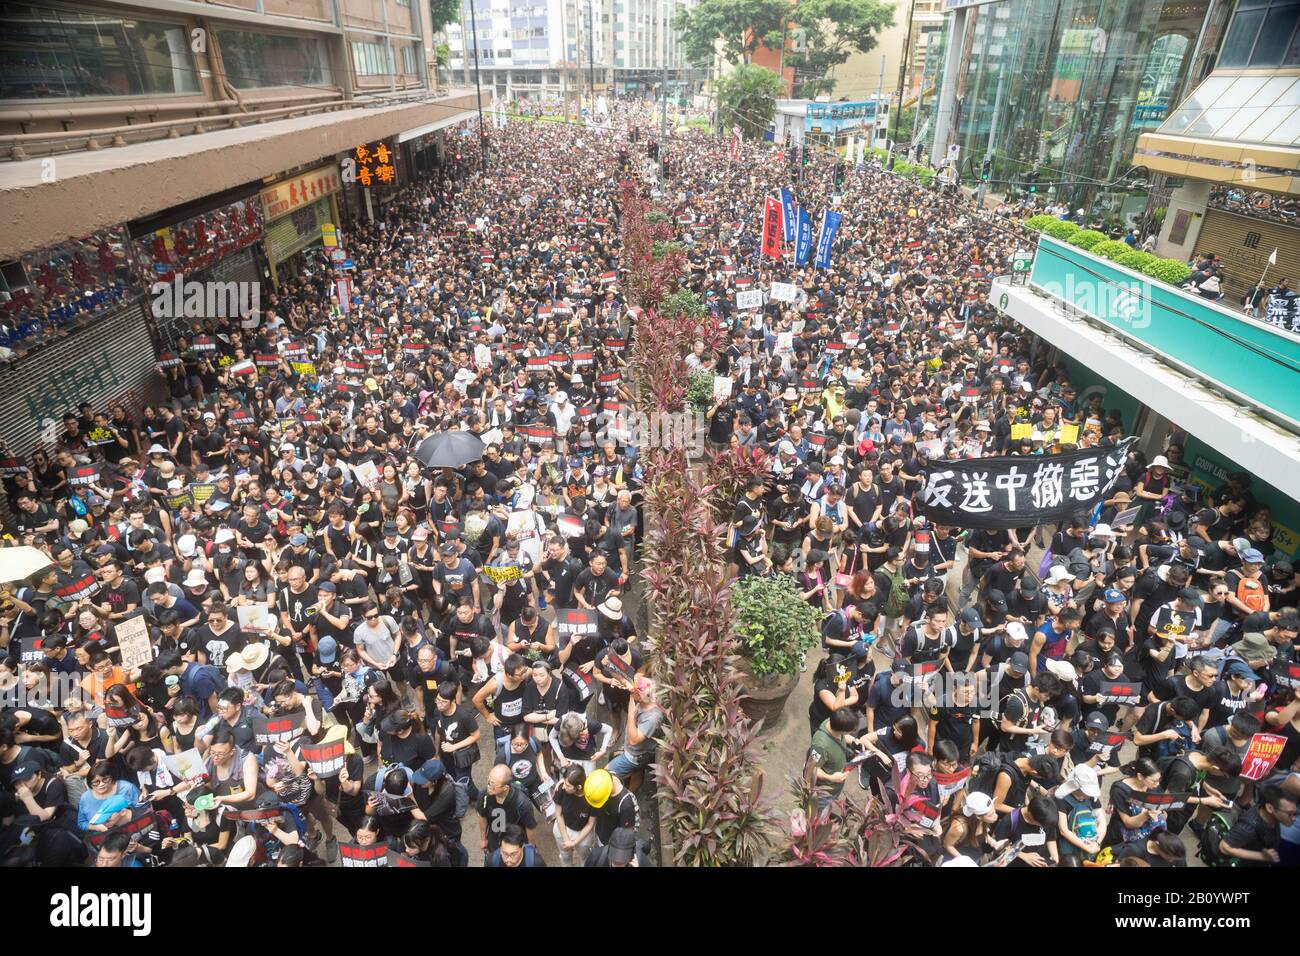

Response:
(398, 113), (474, 143)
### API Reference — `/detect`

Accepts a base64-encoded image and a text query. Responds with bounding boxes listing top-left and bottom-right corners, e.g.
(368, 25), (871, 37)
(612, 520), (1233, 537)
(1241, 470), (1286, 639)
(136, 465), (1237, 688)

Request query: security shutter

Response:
(1199, 209), (1300, 305)
(0, 300), (159, 459)
(266, 198), (331, 265)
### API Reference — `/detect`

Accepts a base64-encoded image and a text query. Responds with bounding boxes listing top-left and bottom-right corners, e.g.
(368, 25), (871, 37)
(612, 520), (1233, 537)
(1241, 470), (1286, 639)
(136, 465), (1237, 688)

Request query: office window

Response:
(351, 40), (394, 77)
(401, 44), (419, 75)
(1218, 0), (1300, 67)
(220, 27), (333, 88)
(0, 1), (198, 99)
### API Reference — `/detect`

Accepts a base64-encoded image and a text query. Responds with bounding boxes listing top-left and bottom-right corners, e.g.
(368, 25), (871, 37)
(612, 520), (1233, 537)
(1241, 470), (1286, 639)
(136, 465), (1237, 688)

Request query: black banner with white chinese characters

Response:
(915, 437), (1137, 531)
(915, 439), (1138, 530)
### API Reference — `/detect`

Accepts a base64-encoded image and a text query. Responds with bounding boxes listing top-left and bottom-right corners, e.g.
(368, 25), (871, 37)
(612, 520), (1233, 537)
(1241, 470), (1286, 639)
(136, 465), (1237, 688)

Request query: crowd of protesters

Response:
(1, 96), (1297, 869)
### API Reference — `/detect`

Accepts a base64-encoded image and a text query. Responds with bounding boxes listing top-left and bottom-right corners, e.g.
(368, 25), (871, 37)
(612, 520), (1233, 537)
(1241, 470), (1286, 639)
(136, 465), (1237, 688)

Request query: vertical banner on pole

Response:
(846, 134), (856, 161)
(780, 188), (797, 244)
(761, 196), (783, 260)
(814, 210), (842, 270)
(795, 208), (814, 266)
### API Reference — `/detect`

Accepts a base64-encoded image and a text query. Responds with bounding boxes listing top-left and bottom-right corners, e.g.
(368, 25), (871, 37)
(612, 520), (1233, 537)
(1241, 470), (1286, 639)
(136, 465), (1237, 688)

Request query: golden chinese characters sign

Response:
(260, 166), (341, 222)
(353, 141), (398, 188)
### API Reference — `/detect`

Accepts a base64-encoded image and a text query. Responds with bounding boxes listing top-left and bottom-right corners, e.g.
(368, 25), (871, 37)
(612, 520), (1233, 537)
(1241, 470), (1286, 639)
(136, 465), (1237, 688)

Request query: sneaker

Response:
(798, 650), (808, 673)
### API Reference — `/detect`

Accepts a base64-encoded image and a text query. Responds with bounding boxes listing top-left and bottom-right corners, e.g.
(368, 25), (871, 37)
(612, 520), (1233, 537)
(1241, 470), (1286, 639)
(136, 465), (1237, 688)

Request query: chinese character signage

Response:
(260, 165), (341, 222)
(353, 141), (398, 189)
(916, 437), (1137, 530)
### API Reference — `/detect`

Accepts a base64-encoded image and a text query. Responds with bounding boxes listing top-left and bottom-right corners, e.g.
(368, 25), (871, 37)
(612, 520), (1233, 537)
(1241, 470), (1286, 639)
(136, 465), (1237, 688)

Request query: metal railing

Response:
(0, 87), (474, 161)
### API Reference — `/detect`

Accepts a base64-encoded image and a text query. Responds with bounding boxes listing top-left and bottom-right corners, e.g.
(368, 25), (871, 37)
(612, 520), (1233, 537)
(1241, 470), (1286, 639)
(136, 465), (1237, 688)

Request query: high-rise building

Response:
(445, 0), (705, 100)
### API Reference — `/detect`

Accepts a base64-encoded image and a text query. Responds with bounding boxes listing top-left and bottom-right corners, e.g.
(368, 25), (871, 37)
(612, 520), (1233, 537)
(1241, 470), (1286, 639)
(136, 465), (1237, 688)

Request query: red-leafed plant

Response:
(622, 179), (776, 866)
(783, 758), (939, 867)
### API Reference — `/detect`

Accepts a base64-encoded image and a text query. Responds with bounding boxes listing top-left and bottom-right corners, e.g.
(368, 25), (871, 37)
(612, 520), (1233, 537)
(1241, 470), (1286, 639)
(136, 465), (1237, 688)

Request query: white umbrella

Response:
(0, 546), (53, 584)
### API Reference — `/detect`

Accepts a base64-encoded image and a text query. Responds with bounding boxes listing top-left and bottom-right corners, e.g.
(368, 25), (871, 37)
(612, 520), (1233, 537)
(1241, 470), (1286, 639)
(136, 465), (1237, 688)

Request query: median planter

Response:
(732, 573), (821, 731)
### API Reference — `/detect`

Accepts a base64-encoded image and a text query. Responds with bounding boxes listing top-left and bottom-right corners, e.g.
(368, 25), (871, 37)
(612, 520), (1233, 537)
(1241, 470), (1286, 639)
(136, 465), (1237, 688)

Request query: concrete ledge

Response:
(0, 92), (478, 260)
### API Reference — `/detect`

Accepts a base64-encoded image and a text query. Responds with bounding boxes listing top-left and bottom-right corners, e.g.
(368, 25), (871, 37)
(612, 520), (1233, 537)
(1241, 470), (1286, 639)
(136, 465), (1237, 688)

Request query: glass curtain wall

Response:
(920, 0), (1212, 219)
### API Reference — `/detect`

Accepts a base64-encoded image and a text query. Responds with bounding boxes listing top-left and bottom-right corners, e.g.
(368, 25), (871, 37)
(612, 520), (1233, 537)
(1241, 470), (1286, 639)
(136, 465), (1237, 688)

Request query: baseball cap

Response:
(409, 758), (446, 786)
(382, 521), (399, 535)
(962, 792), (994, 817)
(607, 827), (637, 865)
(290, 532), (308, 546)
(412, 527), (429, 541)
(1007, 651), (1030, 674)
(440, 543), (458, 556)
(1019, 575), (1038, 596)
(1223, 660), (1257, 681)
(960, 607), (983, 628)
(1057, 764), (1101, 800)
(380, 712), (413, 734)
(317, 636), (338, 664)
(1103, 588), (1126, 604)
(318, 581), (337, 593)
(1178, 586), (1204, 606)
(986, 589), (1008, 612)
(1241, 548), (1265, 564)
(850, 639), (873, 659)
(1084, 711), (1110, 731)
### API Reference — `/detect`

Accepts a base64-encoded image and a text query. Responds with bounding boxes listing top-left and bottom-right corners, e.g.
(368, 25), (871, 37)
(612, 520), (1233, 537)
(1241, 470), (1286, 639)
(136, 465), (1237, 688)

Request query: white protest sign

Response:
(770, 282), (798, 303)
(713, 376), (733, 401)
(116, 613), (154, 672)
(735, 289), (765, 311)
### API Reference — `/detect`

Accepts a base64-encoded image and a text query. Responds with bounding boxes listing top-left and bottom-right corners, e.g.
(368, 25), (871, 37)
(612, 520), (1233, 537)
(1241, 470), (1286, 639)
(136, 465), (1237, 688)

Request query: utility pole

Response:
(658, 55), (669, 184)
(468, 0), (488, 173)
(888, 0), (917, 164)
(587, 0), (595, 114)
(875, 55), (886, 154)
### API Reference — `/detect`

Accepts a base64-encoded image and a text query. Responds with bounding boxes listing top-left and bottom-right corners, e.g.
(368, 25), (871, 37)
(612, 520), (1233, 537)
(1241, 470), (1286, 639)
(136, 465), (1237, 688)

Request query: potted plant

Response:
(732, 572), (821, 727)
(686, 367), (715, 414)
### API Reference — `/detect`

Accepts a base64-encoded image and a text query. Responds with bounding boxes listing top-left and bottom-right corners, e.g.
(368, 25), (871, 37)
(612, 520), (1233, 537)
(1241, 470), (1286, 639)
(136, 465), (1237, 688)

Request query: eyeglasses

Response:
(365, 614), (379, 621)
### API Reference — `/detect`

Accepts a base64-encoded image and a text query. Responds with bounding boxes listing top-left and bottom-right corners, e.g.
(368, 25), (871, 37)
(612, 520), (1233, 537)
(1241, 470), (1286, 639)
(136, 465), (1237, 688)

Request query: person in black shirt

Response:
(1220, 782), (1296, 865)
(573, 551), (620, 609)
(477, 763), (538, 860)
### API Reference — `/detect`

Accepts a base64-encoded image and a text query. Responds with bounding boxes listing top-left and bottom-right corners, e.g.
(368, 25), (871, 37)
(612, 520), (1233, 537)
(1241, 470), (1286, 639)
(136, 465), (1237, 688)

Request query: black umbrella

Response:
(414, 431), (486, 469)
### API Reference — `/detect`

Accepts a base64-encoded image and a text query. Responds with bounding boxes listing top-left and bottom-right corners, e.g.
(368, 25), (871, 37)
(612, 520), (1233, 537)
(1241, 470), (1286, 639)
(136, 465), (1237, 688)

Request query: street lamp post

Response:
(468, 0), (489, 173)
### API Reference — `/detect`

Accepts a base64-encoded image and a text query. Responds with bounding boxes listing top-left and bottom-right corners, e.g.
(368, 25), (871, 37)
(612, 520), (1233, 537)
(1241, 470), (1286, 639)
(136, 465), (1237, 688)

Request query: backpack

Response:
(882, 565), (910, 618)
(1195, 809), (1239, 867)
(1235, 575), (1267, 614)
(451, 778), (470, 819)
(1063, 793), (1099, 845)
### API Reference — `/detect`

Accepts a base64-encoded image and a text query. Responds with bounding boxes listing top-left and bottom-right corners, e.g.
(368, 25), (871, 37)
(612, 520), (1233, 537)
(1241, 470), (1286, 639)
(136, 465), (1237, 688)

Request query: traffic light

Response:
(980, 158), (991, 182)
(1026, 166), (1039, 194)
(647, 141), (659, 160)
(834, 162), (845, 186)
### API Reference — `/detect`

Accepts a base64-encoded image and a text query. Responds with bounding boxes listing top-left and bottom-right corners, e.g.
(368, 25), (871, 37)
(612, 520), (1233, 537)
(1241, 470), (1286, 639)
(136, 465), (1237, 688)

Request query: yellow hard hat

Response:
(584, 768), (613, 808)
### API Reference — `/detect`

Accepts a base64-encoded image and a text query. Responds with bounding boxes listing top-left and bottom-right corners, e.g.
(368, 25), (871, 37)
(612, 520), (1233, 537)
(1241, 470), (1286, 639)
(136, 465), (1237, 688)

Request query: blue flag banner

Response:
(795, 208), (814, 266)
(814, 210), (842, 270)
(780, 188), (797, 244)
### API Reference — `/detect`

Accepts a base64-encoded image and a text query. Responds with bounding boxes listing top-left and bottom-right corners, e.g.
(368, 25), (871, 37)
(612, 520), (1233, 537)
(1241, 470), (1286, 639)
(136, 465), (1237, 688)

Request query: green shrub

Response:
(917, 167), (935, 186)
(661, 289), (705, 321)
(645, 210), (670, 225)
(1069, 229), (1108, 251)
(651, 240), (685, 259)
(1040, 219), (1081, 241)
(686, 367), (715, 413)
(1141, 258), (1193, 285)
(1116, 250), (1159, 272)
(1090, 240), (1132, 261)
(1023, 214), (1056, 232)
(733, 573), (822, 678)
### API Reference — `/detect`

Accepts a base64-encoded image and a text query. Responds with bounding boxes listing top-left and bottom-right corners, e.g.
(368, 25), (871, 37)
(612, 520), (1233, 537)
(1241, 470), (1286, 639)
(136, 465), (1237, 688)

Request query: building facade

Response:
(0, 0), (479, 456)
(917, 0), (1229, 221)
(444, 0), (704, 100)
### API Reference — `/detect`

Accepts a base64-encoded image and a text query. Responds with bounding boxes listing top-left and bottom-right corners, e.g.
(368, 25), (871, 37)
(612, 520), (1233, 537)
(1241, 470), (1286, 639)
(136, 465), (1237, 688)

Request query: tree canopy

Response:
(715, 63), (786, 139)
